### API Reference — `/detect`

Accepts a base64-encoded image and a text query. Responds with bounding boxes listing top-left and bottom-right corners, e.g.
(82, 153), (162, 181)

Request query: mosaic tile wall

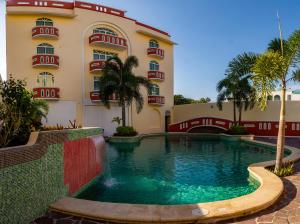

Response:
(0, 128), (103, 224)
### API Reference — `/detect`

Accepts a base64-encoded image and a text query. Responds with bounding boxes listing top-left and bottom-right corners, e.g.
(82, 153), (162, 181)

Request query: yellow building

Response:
(6, 0), (175, 136)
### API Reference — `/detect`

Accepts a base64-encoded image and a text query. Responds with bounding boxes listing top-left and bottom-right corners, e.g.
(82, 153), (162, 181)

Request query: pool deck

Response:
(31, 137), (300, 224)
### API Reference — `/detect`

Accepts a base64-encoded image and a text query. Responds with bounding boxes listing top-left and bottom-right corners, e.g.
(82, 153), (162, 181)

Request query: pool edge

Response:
(49, 135), (300, 223)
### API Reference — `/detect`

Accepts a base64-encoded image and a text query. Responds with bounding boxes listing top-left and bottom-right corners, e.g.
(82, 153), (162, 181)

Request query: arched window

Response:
(274, 95), (281, 101)
(93, 50), (116, 61)
(149, 61), (159, 71)
(267, 95), (273, 101)
(37, 43), (54, 54)
(148, 84), (160, 96)
(149, 39), (159, 48)
(93, 28), (117, 36)
(36, 18), (53, 27)
(37, 72), (54, 87)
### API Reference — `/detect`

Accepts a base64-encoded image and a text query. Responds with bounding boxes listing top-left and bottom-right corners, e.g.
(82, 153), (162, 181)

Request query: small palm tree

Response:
(252, 29), (300, 172)
(98, 56), (152, 127)
(217, 53), (257, 125)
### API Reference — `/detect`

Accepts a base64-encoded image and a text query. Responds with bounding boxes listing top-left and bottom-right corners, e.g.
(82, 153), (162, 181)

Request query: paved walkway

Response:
(32, 137), (300, 224)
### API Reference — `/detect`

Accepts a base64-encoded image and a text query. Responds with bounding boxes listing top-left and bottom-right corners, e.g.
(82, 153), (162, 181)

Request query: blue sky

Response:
(1, 0), (300, 100)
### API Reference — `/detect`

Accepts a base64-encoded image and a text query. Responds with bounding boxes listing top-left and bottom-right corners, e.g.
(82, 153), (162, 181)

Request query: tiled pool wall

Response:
(0, 128), (105, 224)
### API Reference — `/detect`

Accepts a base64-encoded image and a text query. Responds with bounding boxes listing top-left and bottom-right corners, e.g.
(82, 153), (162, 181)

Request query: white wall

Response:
(43, 100), (77, 127)
(84, 105), (121, 136)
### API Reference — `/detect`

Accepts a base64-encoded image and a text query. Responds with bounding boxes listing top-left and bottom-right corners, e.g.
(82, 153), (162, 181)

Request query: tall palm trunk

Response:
(238, 103), (242, 125)
(233, 100), (237, 125)
(121, 105), (126, 127)
(275, 84), (286, 172)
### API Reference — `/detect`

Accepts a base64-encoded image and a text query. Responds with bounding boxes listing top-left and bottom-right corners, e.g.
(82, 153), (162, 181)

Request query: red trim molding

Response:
(148, 71), (165, 81)
(32, 54), (59, 68)
(89, 60), (106, 73)
(33, 87), (60, 100)
(89, 33), (127, 50)
(6, 0), (74, 9)
(148, 95), (165, 105)
(7, 0), (170, 37)
(32, 26), (59, 39)
(147, 48), (165, 59)
(168, 117), (300, 136)
(90, 91), (118, 102)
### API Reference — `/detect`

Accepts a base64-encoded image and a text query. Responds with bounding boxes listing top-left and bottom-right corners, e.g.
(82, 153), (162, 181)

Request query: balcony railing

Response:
(33, 87), (60, 100)
(32, 26), (59, 39)
(90, 91), (118, 102)
(148, 71), (164, 81)
(32, 54), (59, 68)
(89, 60), (106, 73)
(89, 33), (127, 50)
(148, 95), (165, 105)
(147, 48), (164, 59)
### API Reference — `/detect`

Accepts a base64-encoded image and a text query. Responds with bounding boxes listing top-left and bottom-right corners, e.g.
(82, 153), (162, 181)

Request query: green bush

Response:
(0, 76), (49, 147)
(114, 126), (137, 137)
(268, 162), (294, 177)
(226, 125), (248, 135)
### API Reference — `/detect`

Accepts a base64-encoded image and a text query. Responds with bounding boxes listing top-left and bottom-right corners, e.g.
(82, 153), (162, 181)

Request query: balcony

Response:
(33, 87), (60, 100)
(90, 92), (118, 102)
(89, 33), (127, 50)
(32, 26), (59, 39)
(148, 95), (165, 105)
(147, 48), (164, 59)
(32, 54), (59, 68)
(148, 71), (164, 81)
(89, 60), (106, 73)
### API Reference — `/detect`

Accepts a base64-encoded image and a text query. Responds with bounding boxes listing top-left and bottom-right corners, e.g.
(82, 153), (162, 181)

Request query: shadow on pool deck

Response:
(31, 137), (300, 224)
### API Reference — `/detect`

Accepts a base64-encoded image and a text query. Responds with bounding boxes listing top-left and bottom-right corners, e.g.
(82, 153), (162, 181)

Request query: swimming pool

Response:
(76, 135), (286, 205)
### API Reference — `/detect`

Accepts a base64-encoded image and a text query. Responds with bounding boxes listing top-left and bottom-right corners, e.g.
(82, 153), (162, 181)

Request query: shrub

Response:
(114, 126), (137, 137)
(268, 162), (294, 177)
(226, 125), (248, 135)
(0, 76), (48, 147)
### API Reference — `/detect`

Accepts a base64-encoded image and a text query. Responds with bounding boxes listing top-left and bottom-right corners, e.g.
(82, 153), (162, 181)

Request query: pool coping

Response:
(49, 134), (300, 223)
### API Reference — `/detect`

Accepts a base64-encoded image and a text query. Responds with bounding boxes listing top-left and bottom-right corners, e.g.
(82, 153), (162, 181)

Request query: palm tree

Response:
(217, 53), (257, 125)
(98, 56), (152, 127)
(252, 29), (300, 172)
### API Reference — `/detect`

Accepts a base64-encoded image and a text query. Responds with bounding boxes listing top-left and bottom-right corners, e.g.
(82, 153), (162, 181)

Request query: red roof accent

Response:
(6, 0), (170, 37)
(136, 21), (170, 37)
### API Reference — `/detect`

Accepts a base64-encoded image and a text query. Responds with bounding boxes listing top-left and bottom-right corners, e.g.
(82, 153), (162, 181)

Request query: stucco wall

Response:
(6, 1), (174, 135)
(169, 102), (300, 136)
(0, 128), (105, 224)
(171, 101), (300, 124)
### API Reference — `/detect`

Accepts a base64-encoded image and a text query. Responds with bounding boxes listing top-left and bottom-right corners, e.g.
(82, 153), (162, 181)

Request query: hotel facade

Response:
(6, 0), (175, 136)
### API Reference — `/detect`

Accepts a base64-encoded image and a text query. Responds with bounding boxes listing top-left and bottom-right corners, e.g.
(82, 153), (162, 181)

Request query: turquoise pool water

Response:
(77, 135), (282, 205)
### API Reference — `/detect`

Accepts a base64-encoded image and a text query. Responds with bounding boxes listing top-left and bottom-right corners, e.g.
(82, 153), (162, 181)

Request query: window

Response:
(267, 95), (273, 101)
(94, 76), (101, 91)
(287, 95), (292, 101)
(93, 28), (117, 36)
(36, 18), (53, 27)
(274, 95), (281, 101)
(149, 61), (159, 71)
(149, 39), (159, 48)
(148, 84), (160, 96)
(37, 43), (54, 54)
(37, 72), (54, 87)
(93, 50), (116, 61)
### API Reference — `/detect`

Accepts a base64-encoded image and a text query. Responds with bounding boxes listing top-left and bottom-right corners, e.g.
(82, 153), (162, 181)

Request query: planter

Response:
(108, 135), (141, 143)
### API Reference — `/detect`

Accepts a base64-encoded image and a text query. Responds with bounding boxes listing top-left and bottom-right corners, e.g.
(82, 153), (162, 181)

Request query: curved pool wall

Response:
(50, 133), (300, 223)
(0, 128), (105, 224)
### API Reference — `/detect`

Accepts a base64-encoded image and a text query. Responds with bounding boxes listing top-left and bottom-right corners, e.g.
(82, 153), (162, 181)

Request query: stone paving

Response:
(32, 137), (300, 224)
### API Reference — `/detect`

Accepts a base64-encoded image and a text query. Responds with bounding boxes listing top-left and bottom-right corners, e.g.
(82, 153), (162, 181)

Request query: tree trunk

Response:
(233, 100), (236, 125)
(121, 105), (126, 127)
(275, 85), (286, 172)
(238, 103), (242, 125)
